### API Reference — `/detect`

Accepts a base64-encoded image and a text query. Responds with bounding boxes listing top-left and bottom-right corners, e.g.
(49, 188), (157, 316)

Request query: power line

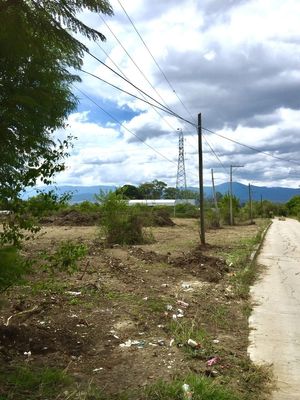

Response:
(73, 85), (177, 167)
(94, 42), (180, 133)
(202, 134), (228, 174)
(117, 0), (195, 122)
(80, 68), (182, 117)
(81, 59), (300, 169)
(203, 127), (300, 167)
(86, 50), (194, 127)
(99, 15), (173, 112)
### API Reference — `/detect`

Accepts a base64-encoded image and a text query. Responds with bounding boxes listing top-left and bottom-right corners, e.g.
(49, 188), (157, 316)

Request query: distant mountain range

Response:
(204, 182), (300, 203)
(23, 182), (300, 204)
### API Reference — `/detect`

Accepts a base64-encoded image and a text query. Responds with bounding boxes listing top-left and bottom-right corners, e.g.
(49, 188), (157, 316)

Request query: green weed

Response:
(0, 365), (72, 400)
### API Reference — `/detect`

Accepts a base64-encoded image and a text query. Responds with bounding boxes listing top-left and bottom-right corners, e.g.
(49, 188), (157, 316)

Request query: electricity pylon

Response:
(175, 129), (187, 199)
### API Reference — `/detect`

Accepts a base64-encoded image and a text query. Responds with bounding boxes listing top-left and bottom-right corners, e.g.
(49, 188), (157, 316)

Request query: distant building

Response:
(127, 199), (197, 207)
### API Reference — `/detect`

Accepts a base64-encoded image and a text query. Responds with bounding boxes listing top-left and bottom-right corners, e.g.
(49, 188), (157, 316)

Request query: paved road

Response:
(248, 218), (300, 399)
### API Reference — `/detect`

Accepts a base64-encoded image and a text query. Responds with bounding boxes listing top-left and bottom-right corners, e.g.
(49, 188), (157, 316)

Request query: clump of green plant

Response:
(175, 203), (198, 218)
(97, 191), (151, 245)
(142, 374), (241, 400)
(43, 240), (87, 274)
(0, 365), (72, 400)
(24, 190), (71, 218)
(0, 246), (31, 293)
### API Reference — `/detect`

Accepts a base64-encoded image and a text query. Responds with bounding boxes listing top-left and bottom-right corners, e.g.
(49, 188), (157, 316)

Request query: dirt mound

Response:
(151, 209), (175, 226)
(128, 247), (169, 263)
(170, 246), (229, 282)
(41, 210), (100, 226)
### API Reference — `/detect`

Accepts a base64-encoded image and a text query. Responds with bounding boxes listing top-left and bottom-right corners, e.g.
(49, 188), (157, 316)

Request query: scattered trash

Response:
(93, 367), (104, 372)
(157, 339), (165, 346)
(119, 339), (145, 349)
(207, 356), (220, 366)
(161, 283), (168, 287)
(204, 369), (218, 377)
(166, 304), (173, 311)
(66, 291), (81, 296)
(119, 340), (132, 348)
(187, 339), (201, 349)
(157, 324), (165, 328)
(172, 314), (178, 320)
(24, 351), (31, 359)
(143, 297), (148, 301)
(177, 300), (189, 308)
(182, 383), (193, 399)
(169, 338), (175, 347)
(181, 283), (191, 289)
(177, 309), (184, 318)
(212, 339), (220, 344)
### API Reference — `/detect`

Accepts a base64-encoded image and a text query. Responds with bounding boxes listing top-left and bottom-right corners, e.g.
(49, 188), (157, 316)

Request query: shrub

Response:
(174, 203), (199, 218)
(24, 190), (71, 218)
(0, 246), (31, 292)
(43, 241), (87, 274)
(98, 192), (150, 245)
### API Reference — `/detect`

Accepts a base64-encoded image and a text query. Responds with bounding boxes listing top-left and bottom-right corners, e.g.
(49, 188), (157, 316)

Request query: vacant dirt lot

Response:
(0, 219), (271, 399)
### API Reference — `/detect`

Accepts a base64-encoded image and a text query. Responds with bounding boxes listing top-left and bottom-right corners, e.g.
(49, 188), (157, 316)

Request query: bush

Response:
(24, 190), (71, 218)
(205, 208), (220, 228)
(98, 192), (150, 245)
(174, 203), (198, 218)
(0, 246), (31, 292)
(43, 241), (87, 274)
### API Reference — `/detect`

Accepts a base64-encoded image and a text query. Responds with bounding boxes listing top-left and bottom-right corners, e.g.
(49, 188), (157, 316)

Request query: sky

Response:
(54, 0), (300, 189)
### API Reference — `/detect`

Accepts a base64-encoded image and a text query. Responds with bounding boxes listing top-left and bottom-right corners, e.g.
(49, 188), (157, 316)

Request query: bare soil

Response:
(0, 219), (268, 398)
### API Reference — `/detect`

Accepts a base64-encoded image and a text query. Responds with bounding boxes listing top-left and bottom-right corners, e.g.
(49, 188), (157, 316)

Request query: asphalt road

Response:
(248, 218), (300, 399)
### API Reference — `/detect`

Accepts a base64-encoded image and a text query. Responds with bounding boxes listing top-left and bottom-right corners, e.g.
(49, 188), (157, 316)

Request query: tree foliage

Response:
(0, 0), (113, 244)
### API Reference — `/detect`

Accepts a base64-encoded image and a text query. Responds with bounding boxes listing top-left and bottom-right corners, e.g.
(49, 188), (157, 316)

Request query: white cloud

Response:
(53, 0), (300, 189)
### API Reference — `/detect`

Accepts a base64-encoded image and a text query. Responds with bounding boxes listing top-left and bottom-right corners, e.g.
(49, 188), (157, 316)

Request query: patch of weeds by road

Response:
(168, 318), (213, 358)
(141, 374), (241, 400)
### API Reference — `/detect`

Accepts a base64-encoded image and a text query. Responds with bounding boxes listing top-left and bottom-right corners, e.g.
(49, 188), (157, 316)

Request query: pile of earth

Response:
(169, 246), (230, 283)
(40, 210), (100, 226)
(150, 209), (175, 227)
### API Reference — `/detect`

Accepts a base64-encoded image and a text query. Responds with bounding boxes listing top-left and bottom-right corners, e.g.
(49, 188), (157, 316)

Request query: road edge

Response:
(249, 219), (273, 264)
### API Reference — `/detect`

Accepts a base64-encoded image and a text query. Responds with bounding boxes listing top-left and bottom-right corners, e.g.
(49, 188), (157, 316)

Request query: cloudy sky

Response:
(55, 0), (300, 189)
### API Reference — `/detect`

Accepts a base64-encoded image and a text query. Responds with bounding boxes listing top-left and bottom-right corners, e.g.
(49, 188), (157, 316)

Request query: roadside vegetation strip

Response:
(0, 219), (272, 400)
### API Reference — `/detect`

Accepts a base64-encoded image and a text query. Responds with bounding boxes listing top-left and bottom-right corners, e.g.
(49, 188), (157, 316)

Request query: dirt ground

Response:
(0, 219), (269, 398)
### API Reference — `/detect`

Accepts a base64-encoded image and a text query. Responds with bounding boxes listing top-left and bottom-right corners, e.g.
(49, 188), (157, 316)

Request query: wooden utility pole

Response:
(229, 166), (234, 225)
(248, 183), (253, 224)
(229, 165), (244, 225)
(211, 169), (218, 211)
(211, 168), (220, 227)
(198, 113), (205, 244)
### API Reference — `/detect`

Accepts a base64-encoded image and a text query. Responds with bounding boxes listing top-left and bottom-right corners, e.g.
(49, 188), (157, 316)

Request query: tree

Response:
(164, 187), (177, 199)
(138, 180), (167, 199)
(115, 184), (142, 199)
(285, 196), (300, 216)
(0, 0), (113, 245)
(219, 194), (240, 224)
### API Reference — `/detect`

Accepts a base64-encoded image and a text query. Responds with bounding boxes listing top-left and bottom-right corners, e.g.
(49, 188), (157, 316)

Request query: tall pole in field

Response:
(248, 183), (253, 224)
(211, 168), (218, 211)
(198, 113), (205, 244)
(230, 165), (244, 225)
(211, 168), (220, 227)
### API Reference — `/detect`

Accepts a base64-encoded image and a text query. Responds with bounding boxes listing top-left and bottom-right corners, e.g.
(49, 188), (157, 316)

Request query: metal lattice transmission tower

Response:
(176, 129), (187, 199)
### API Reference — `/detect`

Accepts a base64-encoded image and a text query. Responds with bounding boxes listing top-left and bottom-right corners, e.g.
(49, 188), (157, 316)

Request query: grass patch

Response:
(0, 365), (72, 400)
(142, 374), (241, 400)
